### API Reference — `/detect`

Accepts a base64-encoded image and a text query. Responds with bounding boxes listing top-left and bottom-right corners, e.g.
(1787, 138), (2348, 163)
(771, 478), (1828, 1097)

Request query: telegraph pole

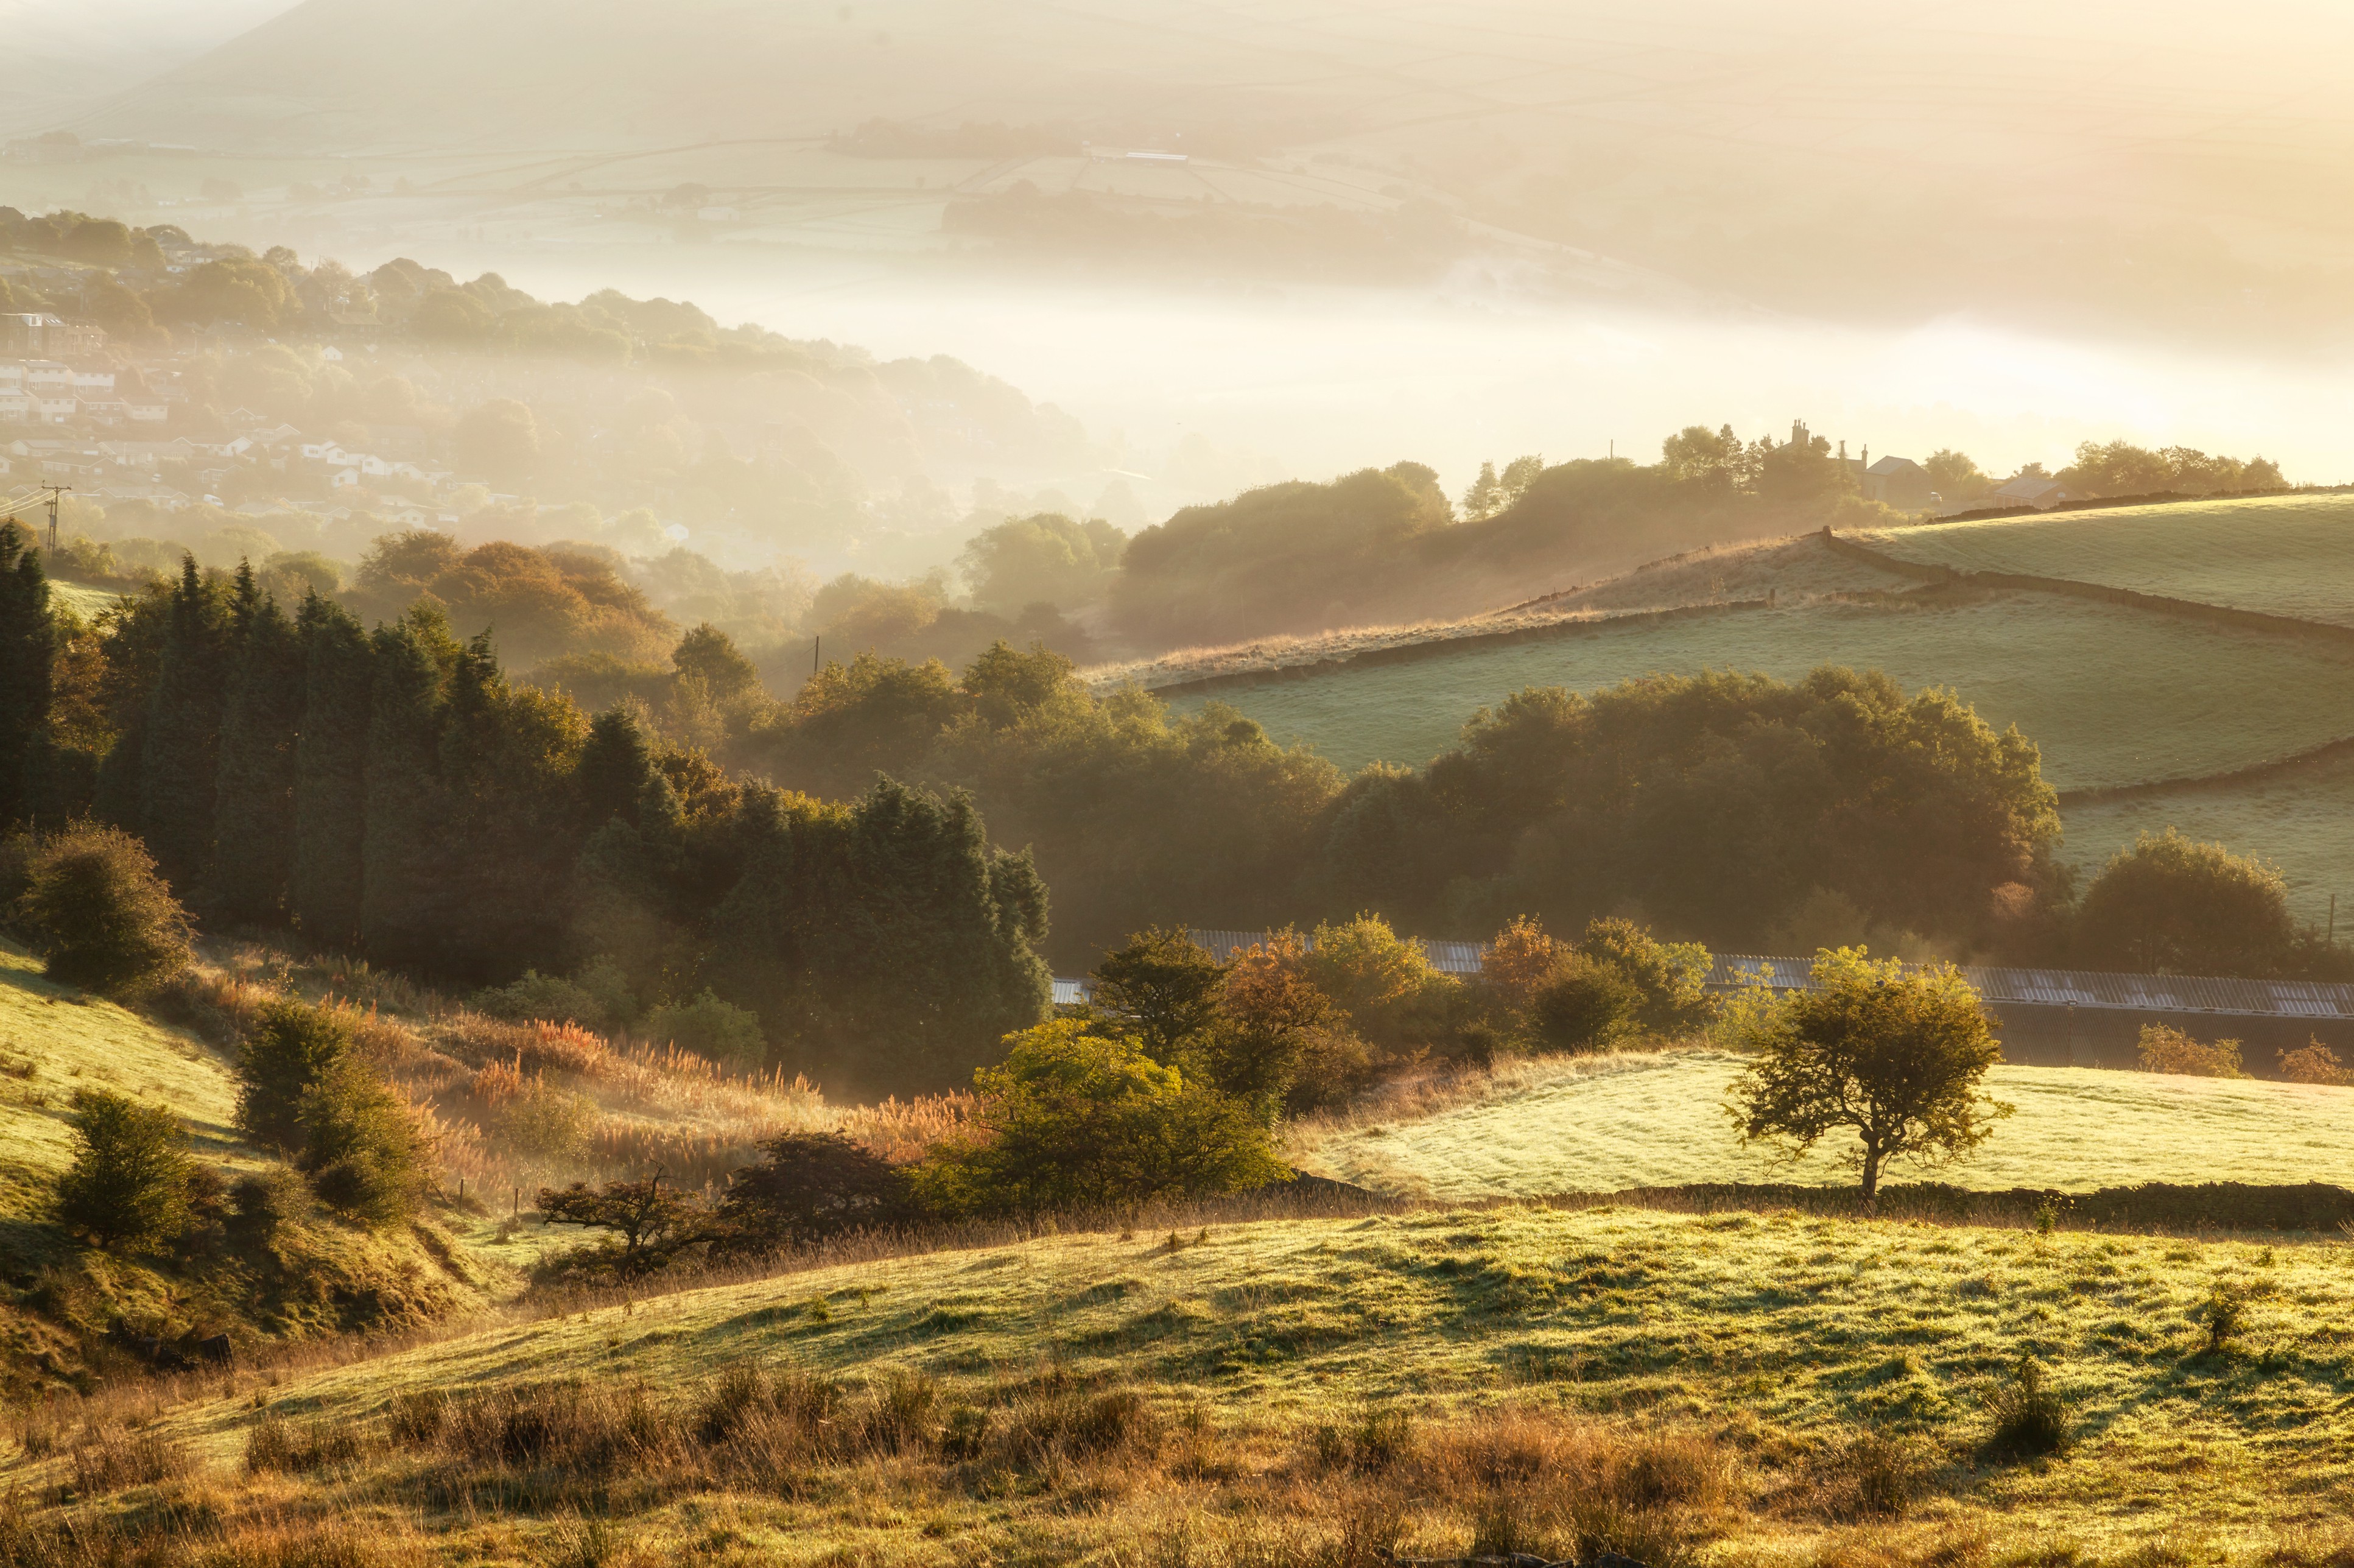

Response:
(46, 485), (65, 551)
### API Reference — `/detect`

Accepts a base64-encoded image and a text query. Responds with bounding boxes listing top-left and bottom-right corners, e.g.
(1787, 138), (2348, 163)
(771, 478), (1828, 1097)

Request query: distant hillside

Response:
(1148, 513), (2354, 922)
(56, 0), (2354, 337)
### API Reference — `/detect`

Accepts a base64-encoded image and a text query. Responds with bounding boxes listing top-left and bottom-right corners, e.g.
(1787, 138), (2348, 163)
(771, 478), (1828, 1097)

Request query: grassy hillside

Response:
(8, 1199), (2349, 1562)
(1850, 493), (2354, 626)
(47, 581), (126, 621)
(0, 941), (248, 1219)
(1298, 1052), (2354, 1200)
(2062, 751), (2354, 924)
(1166, 589), (2354, 789)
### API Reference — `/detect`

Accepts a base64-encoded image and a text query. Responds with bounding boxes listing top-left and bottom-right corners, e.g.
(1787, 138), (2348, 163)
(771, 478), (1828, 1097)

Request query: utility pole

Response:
(813, 633), (821, 675)
(46, 485), (64, 551)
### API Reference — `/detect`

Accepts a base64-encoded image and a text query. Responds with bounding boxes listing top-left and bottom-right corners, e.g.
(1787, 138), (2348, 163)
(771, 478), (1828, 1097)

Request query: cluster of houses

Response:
(0, 315), (471, 524)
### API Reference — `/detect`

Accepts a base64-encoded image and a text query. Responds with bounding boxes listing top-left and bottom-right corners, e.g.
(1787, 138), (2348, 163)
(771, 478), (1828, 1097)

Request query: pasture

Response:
(1849, 493), (2354, 626)
(2061, 751), (2354, 925)
(10, 1197), (2352, 1564)
(1168, 591), (2354, 789)
(1296, 1051), (2354, 1200)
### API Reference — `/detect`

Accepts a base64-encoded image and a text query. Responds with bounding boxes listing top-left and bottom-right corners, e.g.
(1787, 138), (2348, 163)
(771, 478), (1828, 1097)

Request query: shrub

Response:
(10, 824), (192, 996)
(1216, 930), (1346, 1106)
(227, 1165), (307, 1245)
(52, 1088), (189, 1250)
(1575, 917), (1717, 1035)
(1981, 1355), (2070, 1459)
(1529, 953), (1642, 1053)
(643, 990), (765, 1071)
(473, 969), (609, 1030)
(497, 1079), (597, 1169)
(1479, 915), (1565, 1016)
(2199, 1283), (2247, 1353)
(2137, 1024), (2247, 1079)
(1300, 913), (1460, 1049)
(717, 1131), (908, 1250)
(2077, 829), (2301, 977)
(2278, 1039), (2353, 1085)
(297, 1056), (430, 1224)
(912, 1019), (1291, 1215)
(237, 999), (355, 1150)
(1312, 1405), (1415, 1474)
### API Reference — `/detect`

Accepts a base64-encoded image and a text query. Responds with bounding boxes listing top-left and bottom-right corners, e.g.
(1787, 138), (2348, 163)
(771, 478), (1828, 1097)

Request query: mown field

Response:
(1849, 493), (2354, 625)
(1298, 1052), (2354, 1200)
(1167, 591), (2354, 789)
(9, 1197), (2352, 1565)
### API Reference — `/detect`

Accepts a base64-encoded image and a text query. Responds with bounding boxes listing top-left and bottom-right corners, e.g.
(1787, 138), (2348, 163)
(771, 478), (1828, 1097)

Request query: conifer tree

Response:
(360, 608), (457, 969)
(577, 707), (656, 832)
(0, 520), (52, 831)
(434, 631), (588, 980)
(137, 557), (232, 890)
(213, 582), (306, 922)
(290, 594), (372, 947)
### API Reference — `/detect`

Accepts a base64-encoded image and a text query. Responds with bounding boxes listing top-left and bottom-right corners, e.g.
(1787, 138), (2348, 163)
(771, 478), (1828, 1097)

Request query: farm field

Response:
(1298, 1050), (2354, 1200)
(10, 1198), (2352, 1563)
(46, 579), (123, 620)
(1168, 591), (2354, 789)
(1849, 493), (2354, 626)
(2061, 751), (2354, 925)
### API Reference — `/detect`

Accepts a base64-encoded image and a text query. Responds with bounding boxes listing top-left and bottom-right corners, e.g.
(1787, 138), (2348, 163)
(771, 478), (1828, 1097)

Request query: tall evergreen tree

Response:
(709, 776), (1052, 1095)
(212, 580), (307, 923)
(0, 520), (53, 831)
(577, 707), (656, 832)
(137, 557), (232, 890)
(290, 594), (372, 948)
(360, 608), (456, 969)
(435, 631), (589, 980)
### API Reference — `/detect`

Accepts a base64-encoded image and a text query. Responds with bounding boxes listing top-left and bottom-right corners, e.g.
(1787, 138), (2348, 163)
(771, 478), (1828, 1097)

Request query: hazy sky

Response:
(12, 0), (2354, 499)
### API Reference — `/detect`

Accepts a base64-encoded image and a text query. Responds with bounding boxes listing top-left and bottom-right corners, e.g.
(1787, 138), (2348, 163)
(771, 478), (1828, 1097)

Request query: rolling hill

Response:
(1148, 501), (2354, 920)
(1848, 493), (2354, 626)
(1162, 588), (2354, 792)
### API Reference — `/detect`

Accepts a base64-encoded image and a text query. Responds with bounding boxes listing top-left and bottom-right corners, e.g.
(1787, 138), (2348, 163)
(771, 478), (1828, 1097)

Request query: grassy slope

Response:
(1167, 592), (2354, 789)
(1850, 493), (2354, 627)
(2062, 750), (2354, 924)
(1298, 1053), (2354, 1200)
(0, 941), (248, 1217)
(16, 1203), (2354, 1558)
(47, 580), (124, 621)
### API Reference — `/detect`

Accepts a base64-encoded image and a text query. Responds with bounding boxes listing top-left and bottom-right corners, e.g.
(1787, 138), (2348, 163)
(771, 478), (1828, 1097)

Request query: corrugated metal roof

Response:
(1052, 978), (1094, 1007)
(1710, 955), (2354, 1019)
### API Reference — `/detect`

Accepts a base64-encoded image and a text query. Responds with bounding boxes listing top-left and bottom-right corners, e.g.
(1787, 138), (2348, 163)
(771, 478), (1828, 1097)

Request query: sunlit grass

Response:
(1297, 1050), (2354, 1198)
(15, 1201), (2354, 1562)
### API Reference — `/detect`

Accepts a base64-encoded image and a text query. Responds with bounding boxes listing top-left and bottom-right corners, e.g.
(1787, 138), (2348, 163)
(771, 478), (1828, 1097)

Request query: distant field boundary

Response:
(1139, 597), (1773, 698)
(2056, 731), (2354, 806)
(1545, 1178), (2354, 1234)
(1823, 529), (2354, 650)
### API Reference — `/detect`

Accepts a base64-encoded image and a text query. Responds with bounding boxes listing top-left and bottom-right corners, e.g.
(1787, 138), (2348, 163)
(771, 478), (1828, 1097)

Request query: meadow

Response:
(9, 1197), (2353, 1566)
(2061, 751), (2354, 924)
(1847, 494), (2354, 626)
(1165, 590), (2354, 789)
(1295, 1052), (2354, 1200)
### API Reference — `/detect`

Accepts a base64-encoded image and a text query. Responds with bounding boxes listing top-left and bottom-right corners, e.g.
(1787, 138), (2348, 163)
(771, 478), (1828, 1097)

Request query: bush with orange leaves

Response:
(2278, 1039), (2353, 1085)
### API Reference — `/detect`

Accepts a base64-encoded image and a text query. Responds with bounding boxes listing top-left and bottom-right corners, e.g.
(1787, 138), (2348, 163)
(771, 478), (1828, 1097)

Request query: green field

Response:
(1850, 493), (2354, 626)
(1168, 592), (2354, 790)
(2062, 752), (2354, 924)
(12, 1197), (2350, 1562)
(1301, 1052), (2354, 1200)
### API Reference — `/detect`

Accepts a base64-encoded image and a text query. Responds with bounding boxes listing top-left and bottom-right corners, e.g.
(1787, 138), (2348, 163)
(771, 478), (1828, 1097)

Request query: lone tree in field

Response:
(1732, 948), (2011, 1211)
